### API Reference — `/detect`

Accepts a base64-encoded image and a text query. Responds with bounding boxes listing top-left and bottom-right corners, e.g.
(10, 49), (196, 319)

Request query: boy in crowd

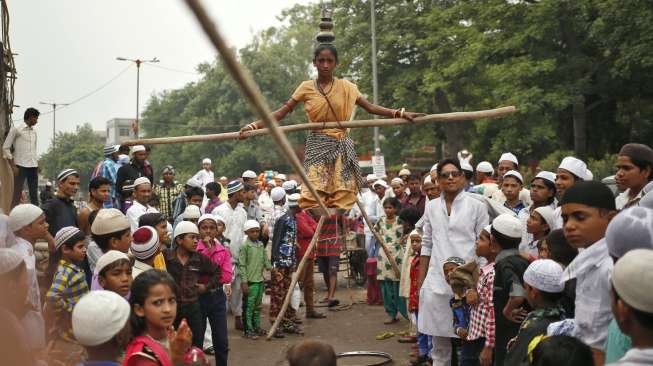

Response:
(519, 171), (557, 247)
(87, 208), (131, 272)
(204, 182), (223, 214)
(501, 170), (527, 215)
(131, 226), (161, 279)
(95, 250), (132, 297)
(239, 220), (271, 339)
(523, 206), (555, 259)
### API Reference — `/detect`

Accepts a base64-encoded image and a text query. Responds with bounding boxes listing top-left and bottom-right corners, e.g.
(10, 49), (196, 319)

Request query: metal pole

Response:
(52, 103), (56, 148)
(371, 0), (380, 155)
(135, 59), (141, 139)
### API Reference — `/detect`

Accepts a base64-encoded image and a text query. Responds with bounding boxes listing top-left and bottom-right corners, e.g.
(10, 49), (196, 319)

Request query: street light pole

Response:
(370, 0), (380, 156)
(39, 101), (69, 149)
(116, 57), (159, 138)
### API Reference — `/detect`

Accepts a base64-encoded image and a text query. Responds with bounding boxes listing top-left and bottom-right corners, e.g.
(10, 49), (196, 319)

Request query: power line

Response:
(144, 62), (201, 75)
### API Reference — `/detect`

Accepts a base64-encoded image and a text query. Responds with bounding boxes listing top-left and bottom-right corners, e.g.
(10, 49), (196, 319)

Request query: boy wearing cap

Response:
(559, 181), (617, 365)
(491, 153), (532, 206)
(518, 171), (557, 249)
(615, 143), (653, 210)
(87, 208), (132, 273)
(473, 161), (498, 198)
(504, 259), (566, 366)
(239, 220), (272, 339)
(126, 177), (159, 232)
(522, 206), (555, 259)
(501, 171), (527, 215)
(131, 226), (161, 279)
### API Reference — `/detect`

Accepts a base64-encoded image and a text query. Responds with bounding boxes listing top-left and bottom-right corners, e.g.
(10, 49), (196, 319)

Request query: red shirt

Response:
(296, 211), (318, 260)
(409, 255), (421, 312)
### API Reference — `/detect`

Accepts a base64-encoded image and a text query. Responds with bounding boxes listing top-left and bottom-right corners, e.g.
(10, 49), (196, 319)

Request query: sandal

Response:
(375, 331), (395, 340)
(306, 311), (326, 319)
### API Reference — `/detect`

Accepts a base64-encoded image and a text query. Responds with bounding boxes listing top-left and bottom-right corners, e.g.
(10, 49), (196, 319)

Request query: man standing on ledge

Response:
(3, 108), (40, 207)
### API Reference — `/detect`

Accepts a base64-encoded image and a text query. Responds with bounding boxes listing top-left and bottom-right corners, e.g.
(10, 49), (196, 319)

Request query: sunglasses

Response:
(439, 171), (463, 179)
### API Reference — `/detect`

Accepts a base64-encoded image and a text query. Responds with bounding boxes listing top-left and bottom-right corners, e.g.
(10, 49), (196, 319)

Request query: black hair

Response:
(205, 182), (221, 195)
(530, 335), (594, 366)
(537, 289), (564, 303)
(89, 176), (112, 192)
(24, 107), (39, 121)
(92, 228), (131, 252)
(60, 231), (86, 251)
(436, 158), (462, 176)
(129, 269), (179, 338)
(118, 145), (130, 154)
(544, 229), (578, 266)
(87, 210), (99, 230)
(490, 227), (521, 249)
(313, 44), (338, 62)
(186, 186), (204, 199)
(399, 207), (421, 227)
(244, 183), (257, 192)
(98, 258), (131, 278)
(532, 177), (557, 205)
(383, 197), (401, 210)
(138, 212), (167, 228)
(144, 145), (151, 152)
(407, 174), (421, 182)
(629, 156), (653, 181)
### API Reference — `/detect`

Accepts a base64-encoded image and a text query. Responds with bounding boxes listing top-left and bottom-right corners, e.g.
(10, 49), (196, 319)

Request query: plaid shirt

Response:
(46, 260), (89, 341)
(153, 183), (183, 220)
(468, 262), (496, 348)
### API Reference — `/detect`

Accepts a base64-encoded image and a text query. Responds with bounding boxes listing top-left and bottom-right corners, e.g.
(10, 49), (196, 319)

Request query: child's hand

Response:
(456, 327), (468, 340)
(203, 236), (212, 245)
(169, 319), (192, 364)
(241, 282), (249, 295)
(508, 308), (528, 323)
(479, 346), (493, 366)
(196, 283), (207, 294)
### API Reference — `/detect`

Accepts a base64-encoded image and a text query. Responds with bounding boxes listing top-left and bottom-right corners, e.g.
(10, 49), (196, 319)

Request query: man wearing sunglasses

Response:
(417, 158), (489, 366)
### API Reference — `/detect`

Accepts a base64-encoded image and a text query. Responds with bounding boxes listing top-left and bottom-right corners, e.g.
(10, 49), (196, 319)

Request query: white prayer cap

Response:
(131, 226), (160, 261)
(613, 249), (653, 313)
(424, 175), (432, 184)
(118, 154), (130, 164)
(282, 180), (297, 191)
(503, 170), (523, 184)
(558, 156), (587, 180)
(534, 206), (556, 228)
(54, 226), (83, 251)
(182, 205), (201, 220)
(373, 179), (388, 189)
(271, 187), (286, 202)
(8, 204), (43, 232)
(524, 259), (565, 293)
(366, 174), (377, 182)
(533, 171), (556, 185)
(461, 161), (474, 173)
(95, 250), (129, 275)
(430, 163), (438, 172)
(91, 209), (130, 235)
(242, 170), (257, 179)
(266, 180), (276, 187)
(585, 169), (594, 181)
(276, 173), (287, 181)
(391, 177), (404, 186)
(133, 176), (151, 188)
(202, 158), (212, 165)
(174, 221), (199, 239)
(72, 291), (130, 346)
(244, 220), (260, 232)
(198, 214), (217, 225)
(605, 206), (653, 258)
(491, 213), (522, 239)
(482, 224), (492, 234)
(399, 168), (411, 176)
(476, 161), (494, 174)
(287, 193), (301, 207)
(0, 248), (25, 274)
(185, 178), (203, 188)
(131, 145), (146, 154)
(498, 152), (518, 166)
(214, 214), (226, 225)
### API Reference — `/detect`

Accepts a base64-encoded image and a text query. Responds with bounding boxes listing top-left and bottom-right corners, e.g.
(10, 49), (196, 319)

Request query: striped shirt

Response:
(316, 215), (342, 257)
(467, 262), (496, 348)
(46, 260), (89, 342)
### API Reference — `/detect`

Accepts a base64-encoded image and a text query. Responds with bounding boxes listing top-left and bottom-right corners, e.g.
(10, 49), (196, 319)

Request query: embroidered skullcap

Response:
(523, 259), (565, 293)
(391, 177), (404, 186)
(182, 205), (201, 220)
(72, 290), (130, 346)
(534, 206), (556, 228)
(214, 214), (226, 225)
(227, 180), (244, 195)
(103, 144), (120, 156)
(122, 183), (135, 192)
(0, 248), (25, 274)
(443, 256), (465, 267)
(399, 168), (411, 176)
(185, 178), (202, 188)
(117, 154), (130, 165)
(503, 170), (523, 184)
(54, 226), (82, 251)
(95, 250), (129, 275)
(430, 163), (438, 172)
(476, 161), (494, 174)
(198, 214), (217, 225)
(287, 193), (300, 207)
(91, 208), (130, 235)
(373, 179), (388, 189)
(499, 152), (518, 166)
(366, 174), (377, 182)
(131, 226), (160, 260)
(173, 221), (199, 239)
(558, 157), (587, 180)
(461, 161), (473, 173)
(244, 220), (260, 232)
(271, 187), (286, 202)
(560, 181), (616, 211)
(424, 175), (432, 184)
(492, 213), (522, 239)
(276, 173), (287, 181)
(57, 168), (78, 182)
(133, 176), (151, 187)
(605, 206), (653, 258)
(202, 158), (212, 165)
(282, 180), (297, 191)
(533, 171), (556, 185)
(161, 165), (175, 175)
(612, 249), (653, 313)
(131, 145), (145, 154)
(242, 170), (257, 179)
(619, 143), (653, 165)
(8, 204), (43, 232)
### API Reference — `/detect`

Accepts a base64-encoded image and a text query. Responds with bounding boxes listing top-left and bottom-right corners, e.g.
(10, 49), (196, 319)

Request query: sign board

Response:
(372, 155), (386, 178)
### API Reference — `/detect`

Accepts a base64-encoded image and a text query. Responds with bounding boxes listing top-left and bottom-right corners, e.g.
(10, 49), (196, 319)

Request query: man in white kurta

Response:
(418, 160), (489, 365)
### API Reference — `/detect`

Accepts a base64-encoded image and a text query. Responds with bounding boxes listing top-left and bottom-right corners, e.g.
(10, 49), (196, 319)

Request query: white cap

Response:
(430, 163), (438, 172)
(91, 209), (130, 235)
(72, 291), (130, 346)
(523, 259), (565, 293)
(214, 214), (226, 225)
(558, 157), (587, 180)
(366, 174), (377, 182)
(373, 179), (388, 189)
(391, 177), (404, 186)
(8, 204), (43, 232)
(491, 213), (522, 239)
(131, 145), (146, 154)
(499, 152), (518, 166)
(0, 248), (25, 274)
(482, 224), (492, 234)
(503, 170), (523, 184)
(242, 170), (257, 179)
(533, 171), (556, 185)
(287, 193), (300, 207)
(198, 214), (217, 225)
(476, 161), (494, 174)
(271, 187), (286, 201)
(95, 250), (129, 275)
(534, 206), (556, 228)
(185, 178), (203, 188)
(424, 176), (432, 184)
(613, 249), (653, 313)
(244, 220), (260, 232)
(399, 168), (411, 176)
(133, 176), (151, 187)
(182, 205), (201, 220)
(202, 158), (212, 165)
(266, 180), (276, 187)
(118, 154), (130, 164)
(460, 161), (473, 172)
(174, 221), (199, 239)
(282, 180), (297, 191)
(585, 169), (594, 181)
(276, 173), (287, 181)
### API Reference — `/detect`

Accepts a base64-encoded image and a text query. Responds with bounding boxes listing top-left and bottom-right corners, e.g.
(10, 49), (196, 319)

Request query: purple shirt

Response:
(197, 239), (233, 284)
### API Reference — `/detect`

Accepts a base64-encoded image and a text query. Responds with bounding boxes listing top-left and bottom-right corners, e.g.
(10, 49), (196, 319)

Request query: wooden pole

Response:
(183, 0), (329, 216)
(266, 215), (326, 340)
(123, 106), (516, 146)
(355, 198), (401, 278)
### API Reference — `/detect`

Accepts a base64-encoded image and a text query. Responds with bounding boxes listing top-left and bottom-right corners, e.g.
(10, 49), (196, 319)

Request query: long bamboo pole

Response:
(266, 215), (326, 340)
(183, 0), (329, 216)
(355, 198), (401, 278)
(123, 106), (515, 146)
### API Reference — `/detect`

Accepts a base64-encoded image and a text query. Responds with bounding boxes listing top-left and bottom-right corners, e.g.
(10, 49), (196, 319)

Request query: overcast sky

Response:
(10, 0), (312, 155)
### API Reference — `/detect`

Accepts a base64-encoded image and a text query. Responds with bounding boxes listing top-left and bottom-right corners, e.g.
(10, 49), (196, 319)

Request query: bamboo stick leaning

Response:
(355, 198), (401, 278)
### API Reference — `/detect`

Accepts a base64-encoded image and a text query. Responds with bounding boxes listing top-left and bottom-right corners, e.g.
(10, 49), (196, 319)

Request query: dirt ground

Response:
(221, 275), (415, 366)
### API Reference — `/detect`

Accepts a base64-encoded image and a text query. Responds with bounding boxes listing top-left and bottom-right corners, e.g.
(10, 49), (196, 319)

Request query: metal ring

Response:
(336, 351), (393, 366)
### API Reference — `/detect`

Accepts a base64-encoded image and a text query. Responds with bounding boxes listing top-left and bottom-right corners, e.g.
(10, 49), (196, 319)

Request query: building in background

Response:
(106, 118), (136, 145)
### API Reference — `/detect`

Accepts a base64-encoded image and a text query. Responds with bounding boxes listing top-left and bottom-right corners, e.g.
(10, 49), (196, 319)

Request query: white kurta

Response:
(192, 169), (215, 188)
(12, 237), (46, 349)
(212, 202), (247, 262)
(418, 192), (489, 337)
(126, 201), (159, 232)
